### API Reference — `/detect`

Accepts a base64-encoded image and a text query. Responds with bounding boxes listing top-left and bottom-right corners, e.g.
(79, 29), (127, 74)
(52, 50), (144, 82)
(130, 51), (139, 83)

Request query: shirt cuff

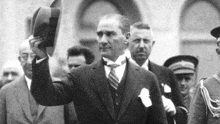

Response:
(36, 54), (50, 63)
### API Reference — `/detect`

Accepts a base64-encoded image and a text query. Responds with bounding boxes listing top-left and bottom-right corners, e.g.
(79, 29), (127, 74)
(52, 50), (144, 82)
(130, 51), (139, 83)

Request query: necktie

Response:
(108, 64), (120, 90)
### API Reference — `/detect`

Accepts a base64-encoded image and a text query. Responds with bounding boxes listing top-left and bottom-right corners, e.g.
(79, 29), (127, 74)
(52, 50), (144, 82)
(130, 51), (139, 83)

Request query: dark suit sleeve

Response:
(145, 74), (168, 124)
(168, 70), (188, 124)
(31, 57), (75, 106)
(64, 102), (78, 124)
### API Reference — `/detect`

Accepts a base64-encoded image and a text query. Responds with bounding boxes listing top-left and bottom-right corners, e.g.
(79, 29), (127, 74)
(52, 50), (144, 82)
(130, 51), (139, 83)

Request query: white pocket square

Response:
(138, 88), (152, 107)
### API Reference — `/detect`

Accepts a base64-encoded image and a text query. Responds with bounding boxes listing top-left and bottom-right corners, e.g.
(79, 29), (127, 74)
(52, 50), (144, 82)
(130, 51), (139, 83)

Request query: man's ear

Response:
(216, 48), (220, 55)
(152, 40), (156, 46)
(124, 32), (130, 45)
(18, 56), (21, 62)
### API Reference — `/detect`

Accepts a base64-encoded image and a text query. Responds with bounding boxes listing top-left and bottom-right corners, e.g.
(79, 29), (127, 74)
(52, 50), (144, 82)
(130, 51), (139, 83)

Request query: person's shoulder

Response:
(150, 61), (172, 73)
(3, 76), (22, 88)
(129, 61), (157, 79)
(199, 76), (220, 92)
(202, 76), (217, 86)
(0, 78), (20, 93)
(69, 60), (98, 75)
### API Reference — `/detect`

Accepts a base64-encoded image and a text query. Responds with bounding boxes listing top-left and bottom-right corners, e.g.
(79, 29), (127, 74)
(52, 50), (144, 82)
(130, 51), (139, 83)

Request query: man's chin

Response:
(180, 91), (188, 96)
(100, 52), (110, 58)
(136, 56), (147, 61)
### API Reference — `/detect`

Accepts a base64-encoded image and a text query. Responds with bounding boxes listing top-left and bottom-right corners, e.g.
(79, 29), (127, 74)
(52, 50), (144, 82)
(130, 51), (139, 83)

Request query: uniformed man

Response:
(188, 26), (220, 124)
(164, 55), (198, 109)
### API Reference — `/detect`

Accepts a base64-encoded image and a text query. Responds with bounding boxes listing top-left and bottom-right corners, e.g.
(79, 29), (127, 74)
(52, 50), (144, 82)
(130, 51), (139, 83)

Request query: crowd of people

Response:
(0, 6), (219, 124)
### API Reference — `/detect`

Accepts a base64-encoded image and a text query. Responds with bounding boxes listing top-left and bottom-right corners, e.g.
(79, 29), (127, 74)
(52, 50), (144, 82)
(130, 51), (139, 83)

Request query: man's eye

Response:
(133, 39), (140, 43)
(97, 32), (103, 37)
(11, 72), (18, 76)
(143, 39), (150, 43)
(74, 65), (80, 68)
(185, 77), (191, 81)
(106, 32), (114, 37)
(3, 72), (9, 76)
(21, 55), (28, 61)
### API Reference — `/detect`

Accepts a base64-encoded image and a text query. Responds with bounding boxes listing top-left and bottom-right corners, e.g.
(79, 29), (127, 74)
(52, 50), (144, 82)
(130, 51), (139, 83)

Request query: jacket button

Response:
(115, 93), (118, 97)
(116, 102), (119, 105)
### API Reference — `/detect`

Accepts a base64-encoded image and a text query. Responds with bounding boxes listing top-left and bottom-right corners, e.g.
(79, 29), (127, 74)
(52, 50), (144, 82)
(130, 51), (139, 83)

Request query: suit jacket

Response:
(148, 61), (187, 124)
(31, 58), (168, 124)
(0, 76), (65, 124)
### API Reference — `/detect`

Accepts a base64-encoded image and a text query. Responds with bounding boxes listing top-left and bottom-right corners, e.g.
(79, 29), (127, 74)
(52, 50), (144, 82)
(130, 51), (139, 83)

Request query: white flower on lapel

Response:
(138, 88), (152, 108)
(163, 84), (171, 93)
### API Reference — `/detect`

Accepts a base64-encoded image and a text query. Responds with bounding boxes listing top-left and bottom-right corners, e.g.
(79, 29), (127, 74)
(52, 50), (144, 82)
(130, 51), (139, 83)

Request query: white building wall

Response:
(1, 0), (218, 77)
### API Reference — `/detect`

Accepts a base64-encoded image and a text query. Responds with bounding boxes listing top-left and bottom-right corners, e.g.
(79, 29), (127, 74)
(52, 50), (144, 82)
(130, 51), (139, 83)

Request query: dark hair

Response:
(67, 45), (95, 64)
(131, 22), (151, 30)
(101, 14), (130, 34)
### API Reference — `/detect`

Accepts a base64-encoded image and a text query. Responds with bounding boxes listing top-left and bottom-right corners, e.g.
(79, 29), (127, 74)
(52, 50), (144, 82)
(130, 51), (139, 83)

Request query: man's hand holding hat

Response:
(29, 35), (47, 59)
(29, 6), (61, 59)
(31, 6), (60, 48)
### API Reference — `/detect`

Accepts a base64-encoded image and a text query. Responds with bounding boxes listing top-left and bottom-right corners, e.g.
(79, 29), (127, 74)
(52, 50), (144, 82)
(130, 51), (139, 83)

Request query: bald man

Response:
(0, 60), (23, 88)
(0, 39), (65, 124)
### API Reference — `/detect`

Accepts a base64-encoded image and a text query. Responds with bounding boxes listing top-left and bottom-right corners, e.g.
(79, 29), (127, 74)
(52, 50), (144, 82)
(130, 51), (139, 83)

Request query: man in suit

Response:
(29, 14), (167, 124)
(128, 22), (187, 124)
(0, 39), (65, 124)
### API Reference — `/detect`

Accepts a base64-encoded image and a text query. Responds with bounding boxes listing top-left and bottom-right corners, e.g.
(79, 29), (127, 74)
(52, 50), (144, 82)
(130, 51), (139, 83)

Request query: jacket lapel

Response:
(14, 76), (33, 122)
(148, 61), (165, 94)
(37, 105), (46, 118)
(91, 60), (116, 119)
(148, 61), (158, 74)
(118, 60), (139, 119)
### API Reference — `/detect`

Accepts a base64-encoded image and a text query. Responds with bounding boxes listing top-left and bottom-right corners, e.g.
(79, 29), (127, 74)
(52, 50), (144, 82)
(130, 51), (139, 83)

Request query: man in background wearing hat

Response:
(164, 55), (198, 109)
(188, 26), (220, 124)
(128, 22), (187, 124)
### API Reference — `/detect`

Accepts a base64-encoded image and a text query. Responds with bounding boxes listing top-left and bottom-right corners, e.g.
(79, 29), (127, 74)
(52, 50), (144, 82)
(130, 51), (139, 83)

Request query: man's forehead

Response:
(130, 29), (153, 38)
(19, 47), (34, 54)
(131, 28), (150, 34)
(3, 67), (20, 73)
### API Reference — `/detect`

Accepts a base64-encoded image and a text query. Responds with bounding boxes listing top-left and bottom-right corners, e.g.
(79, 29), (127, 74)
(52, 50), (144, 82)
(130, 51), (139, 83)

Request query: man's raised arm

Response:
(29, 36), (73, 106)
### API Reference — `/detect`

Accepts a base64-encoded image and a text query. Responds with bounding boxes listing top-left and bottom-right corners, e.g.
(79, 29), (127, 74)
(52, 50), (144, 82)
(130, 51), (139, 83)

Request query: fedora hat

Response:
(164, 55), (198, 74)
(31, 6), (60, 47)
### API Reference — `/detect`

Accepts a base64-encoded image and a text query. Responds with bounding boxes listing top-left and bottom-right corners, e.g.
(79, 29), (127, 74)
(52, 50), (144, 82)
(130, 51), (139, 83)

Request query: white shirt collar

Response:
(141, 59), (149, 70)
(103, 54), (127, 82)
(103, 54), (126, 66)
(25, 76), (31, 90)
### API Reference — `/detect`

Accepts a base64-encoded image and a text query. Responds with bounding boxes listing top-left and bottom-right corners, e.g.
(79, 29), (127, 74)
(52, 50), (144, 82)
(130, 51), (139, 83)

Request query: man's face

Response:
(176, 73), (194, 96)
(18, 43), (36, 79)
(97, 18), (126, 61)
(129, 28), (155, 65)
(1, 67), (20, 85)
(67, 55), (86, 70)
